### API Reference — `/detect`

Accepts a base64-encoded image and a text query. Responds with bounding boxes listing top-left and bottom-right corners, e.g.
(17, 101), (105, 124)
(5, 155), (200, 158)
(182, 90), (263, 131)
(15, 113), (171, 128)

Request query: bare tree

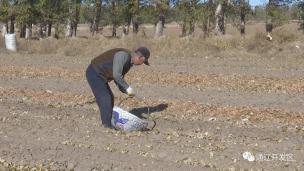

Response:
(175, 0), (200, 37)
(66, 0), (81, 37)
(154, 0), (169, 38)
(230, 0), (251, 35)
(202, 0), (215, 36)
(214, 0), (225, 35)
(155, 12), (165, 37)
(94, 0), (102, 33)
(266, 0), (293, 40)
(128, 0), (140, 34)
(239, 0), (246, 34)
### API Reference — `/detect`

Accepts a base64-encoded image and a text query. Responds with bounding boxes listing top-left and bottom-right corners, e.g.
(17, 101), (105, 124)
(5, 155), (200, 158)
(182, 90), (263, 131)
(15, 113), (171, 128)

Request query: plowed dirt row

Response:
(1, 75), (304, 113)
(1, 86), (304, 124)
(1, 65), (304, 94)
(1, 41), (304, 170)
(0, 100), (303, 170)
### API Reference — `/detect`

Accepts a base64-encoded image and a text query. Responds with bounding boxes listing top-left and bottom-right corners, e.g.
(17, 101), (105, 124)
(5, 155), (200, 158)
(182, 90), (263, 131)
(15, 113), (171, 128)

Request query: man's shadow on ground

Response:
(129, 103), (168, 119)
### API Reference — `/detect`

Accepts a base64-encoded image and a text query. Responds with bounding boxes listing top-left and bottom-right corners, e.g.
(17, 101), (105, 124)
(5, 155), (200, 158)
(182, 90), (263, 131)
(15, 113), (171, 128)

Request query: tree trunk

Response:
(39, 24), (44, 38)
(2, 24), (7, 36)
(127, 24), (130, 35)
(215, 3), (225, 35)
(73, 0), (80, 37)
(132, 15), (139, 34)
(266, 18), (273, 33)
(25, 24), (32, 39)
(90, 20), (97, 36)
(266, 0), (274, 39)
(122, 25), (127, 38)
(181, 19), (187, 37)
(40, 23), (48, 38)
(47, 22), (52, 37)
(154, 11), (166, 38)
(25, 28), (31, 39)
(127, 14), (131, 34)
(202, 21), (208, 37)
(95, 0), (102, 32)
(133, 22), (139, 34)
(66, 0), (73, 37)
(240, 21), (245, 35)
(112, 25), (117, 37)
(66, 20), (72, 37)
(9, 17), (15, 34)
(159, 12), (165, 28)
(154, 20), (163, 38)
(189, 17), (195, 35)
(111, 1), (117, 37)
(266, 18), (273, 40)
(20, 25), (26, 38)
(205, 0), (213, 36)
(240, 8), (245, 35)
(54, 24), (60, 39)
(72, 22), (77, 37)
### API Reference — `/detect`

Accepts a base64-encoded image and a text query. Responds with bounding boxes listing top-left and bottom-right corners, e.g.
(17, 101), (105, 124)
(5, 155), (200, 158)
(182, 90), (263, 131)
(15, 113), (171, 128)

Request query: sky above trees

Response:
(250, 0), (266, 6)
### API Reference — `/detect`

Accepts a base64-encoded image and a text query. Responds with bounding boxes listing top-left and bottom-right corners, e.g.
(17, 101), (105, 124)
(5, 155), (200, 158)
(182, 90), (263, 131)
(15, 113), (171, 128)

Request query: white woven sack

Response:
(111, 106), (148, 132)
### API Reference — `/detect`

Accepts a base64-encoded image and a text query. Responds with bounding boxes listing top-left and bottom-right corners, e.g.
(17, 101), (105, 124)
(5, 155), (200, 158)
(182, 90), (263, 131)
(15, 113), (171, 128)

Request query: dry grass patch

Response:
(18, 38), (60, 54)
(245, 32), (275, 53)
(204, 35), (244, 50)
(272, 29), (298, 44)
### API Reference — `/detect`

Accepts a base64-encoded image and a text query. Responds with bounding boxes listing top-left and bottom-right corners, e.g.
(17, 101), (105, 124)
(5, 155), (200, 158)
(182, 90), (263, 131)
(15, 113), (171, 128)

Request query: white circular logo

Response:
(243, 151), (255, 162)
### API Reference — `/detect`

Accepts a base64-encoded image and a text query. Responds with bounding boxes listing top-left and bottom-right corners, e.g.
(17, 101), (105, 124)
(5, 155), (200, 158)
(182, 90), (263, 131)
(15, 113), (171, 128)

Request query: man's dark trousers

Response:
(86, 64), (114, 127)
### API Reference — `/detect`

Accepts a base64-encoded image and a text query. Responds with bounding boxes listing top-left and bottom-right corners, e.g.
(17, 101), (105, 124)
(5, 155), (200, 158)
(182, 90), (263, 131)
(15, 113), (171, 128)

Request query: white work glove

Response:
(126, 86), (135, 98)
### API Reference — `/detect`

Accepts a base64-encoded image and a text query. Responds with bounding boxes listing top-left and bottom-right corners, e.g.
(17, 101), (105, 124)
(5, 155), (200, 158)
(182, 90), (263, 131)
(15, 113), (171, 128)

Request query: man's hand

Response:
(126, 87), (135, 98)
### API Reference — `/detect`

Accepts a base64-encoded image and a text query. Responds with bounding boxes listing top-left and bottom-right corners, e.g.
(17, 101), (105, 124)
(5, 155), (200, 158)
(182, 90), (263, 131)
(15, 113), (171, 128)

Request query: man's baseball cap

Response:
(135, 47), (150, 65)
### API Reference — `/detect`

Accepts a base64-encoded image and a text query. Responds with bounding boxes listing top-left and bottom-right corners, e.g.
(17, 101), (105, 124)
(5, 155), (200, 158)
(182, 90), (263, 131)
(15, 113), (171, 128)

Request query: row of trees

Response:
(0, 0), (303, 39)
(0, 0), (69, 38)
(297, 0), (304, 31)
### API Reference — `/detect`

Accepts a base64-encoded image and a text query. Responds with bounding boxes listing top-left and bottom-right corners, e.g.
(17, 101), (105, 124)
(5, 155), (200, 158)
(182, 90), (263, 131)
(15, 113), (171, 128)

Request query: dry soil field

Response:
(0, 23), (304, 171)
